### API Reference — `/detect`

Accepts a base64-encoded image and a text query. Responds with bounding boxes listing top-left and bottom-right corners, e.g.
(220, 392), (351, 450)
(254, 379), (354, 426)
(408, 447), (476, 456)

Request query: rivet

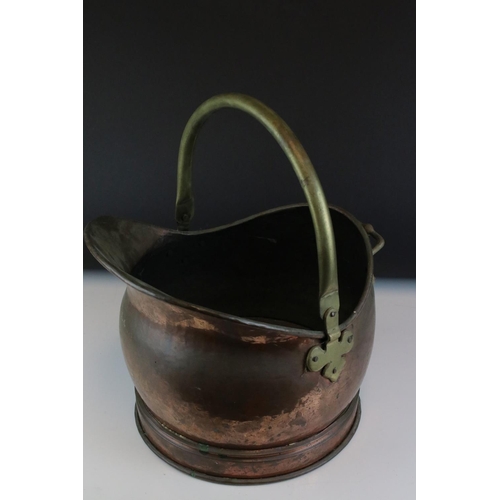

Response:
(312, 356), (318, 362)
(182, 213), (189, 222)
(347, 335), (353, 343)
(329, 310), (336, 317)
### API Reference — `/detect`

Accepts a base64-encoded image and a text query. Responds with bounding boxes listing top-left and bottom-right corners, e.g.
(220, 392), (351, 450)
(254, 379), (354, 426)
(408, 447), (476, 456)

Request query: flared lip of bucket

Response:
(84, 203), (374, 339)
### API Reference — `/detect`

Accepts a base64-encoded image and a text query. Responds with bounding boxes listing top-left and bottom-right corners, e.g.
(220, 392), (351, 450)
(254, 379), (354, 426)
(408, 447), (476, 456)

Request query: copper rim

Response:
(134, 392), (361, 485)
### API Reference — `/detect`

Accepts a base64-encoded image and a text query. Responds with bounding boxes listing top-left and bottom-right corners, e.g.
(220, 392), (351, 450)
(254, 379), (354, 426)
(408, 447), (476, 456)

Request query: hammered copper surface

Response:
(121, 284), (374, 448)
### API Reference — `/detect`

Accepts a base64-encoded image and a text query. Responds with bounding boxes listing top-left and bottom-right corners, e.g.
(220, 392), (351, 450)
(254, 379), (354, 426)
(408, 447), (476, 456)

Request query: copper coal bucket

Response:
(84, 94), (384, 484)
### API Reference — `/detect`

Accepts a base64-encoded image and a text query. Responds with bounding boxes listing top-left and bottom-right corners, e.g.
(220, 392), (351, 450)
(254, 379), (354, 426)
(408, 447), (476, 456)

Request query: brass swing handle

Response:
(175, 93), (340, 326)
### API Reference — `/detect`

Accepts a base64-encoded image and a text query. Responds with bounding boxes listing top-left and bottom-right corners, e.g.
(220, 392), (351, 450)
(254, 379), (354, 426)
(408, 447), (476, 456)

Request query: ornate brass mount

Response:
(306, 308), (353, 382)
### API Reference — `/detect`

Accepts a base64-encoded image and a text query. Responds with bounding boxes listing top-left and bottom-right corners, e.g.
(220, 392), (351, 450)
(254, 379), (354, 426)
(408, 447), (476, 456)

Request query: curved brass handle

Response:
(175, 93), (339, 323)
(363, 223), (385, 255)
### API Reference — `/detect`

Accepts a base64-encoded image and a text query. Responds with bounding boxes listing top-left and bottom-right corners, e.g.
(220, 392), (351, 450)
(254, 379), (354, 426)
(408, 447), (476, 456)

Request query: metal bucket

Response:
(84, 93), (384, 484)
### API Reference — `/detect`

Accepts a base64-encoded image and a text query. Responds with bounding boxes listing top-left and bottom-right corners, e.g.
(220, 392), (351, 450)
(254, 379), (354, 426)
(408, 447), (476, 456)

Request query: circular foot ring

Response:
(135, 393), (361, 484)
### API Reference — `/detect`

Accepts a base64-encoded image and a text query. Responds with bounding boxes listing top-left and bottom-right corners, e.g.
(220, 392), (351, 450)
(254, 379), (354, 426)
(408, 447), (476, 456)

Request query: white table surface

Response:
(84, 273), (415, 499)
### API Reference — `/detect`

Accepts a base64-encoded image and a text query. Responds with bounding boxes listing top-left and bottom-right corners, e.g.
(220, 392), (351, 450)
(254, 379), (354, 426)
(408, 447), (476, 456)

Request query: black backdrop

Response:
(84, 1), (415, 278)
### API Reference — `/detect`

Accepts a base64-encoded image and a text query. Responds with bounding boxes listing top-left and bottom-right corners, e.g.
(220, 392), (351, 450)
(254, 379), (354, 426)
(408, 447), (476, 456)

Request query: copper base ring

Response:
(134, 392), (361, 485)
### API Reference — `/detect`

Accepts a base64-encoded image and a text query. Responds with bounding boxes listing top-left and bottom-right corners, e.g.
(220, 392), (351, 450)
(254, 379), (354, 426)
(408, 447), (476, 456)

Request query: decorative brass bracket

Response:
(306, 308), (353, 382)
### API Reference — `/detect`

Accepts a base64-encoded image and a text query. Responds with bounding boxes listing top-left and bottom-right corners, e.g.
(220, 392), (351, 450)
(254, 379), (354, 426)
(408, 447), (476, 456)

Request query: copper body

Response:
(122, 282), (374, 450)
(85, 202), (378, 483)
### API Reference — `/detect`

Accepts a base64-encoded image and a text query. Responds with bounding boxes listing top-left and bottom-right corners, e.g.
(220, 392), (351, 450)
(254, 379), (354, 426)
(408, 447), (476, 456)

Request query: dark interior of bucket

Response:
(131, 206), (368, 331)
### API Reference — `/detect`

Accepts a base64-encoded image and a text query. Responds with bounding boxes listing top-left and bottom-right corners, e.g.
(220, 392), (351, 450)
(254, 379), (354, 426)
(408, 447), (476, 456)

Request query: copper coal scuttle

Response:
(85, 94), (384, 484)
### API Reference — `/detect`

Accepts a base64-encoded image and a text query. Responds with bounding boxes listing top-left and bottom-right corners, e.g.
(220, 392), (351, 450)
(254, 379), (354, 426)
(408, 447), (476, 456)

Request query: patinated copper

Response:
(84, 94), (384, 483)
